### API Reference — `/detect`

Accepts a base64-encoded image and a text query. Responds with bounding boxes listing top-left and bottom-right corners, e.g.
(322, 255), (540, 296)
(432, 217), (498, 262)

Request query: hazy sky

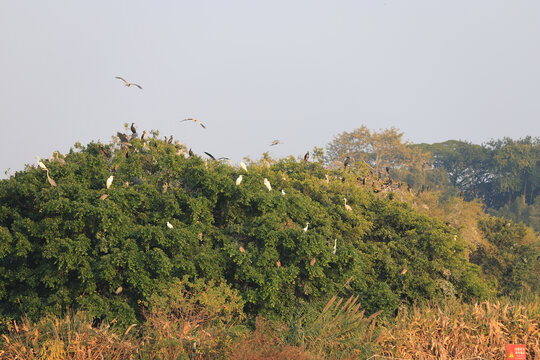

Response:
(1, 1), (539, 175)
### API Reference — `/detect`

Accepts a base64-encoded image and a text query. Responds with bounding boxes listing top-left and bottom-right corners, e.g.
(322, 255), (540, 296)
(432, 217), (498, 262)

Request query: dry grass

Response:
(0, 311), (138, 360)
(1, 297), (537, 359)
(377, 299), (540, 359)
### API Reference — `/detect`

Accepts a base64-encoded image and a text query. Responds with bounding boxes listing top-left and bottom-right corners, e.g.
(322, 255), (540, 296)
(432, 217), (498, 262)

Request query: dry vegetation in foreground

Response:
(0, 296), (538, 360)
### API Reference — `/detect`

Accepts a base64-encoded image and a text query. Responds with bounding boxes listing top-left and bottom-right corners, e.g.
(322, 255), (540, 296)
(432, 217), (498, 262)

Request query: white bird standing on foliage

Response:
(344, 198), (352, 211)
(263, 178), (272, 191)
(240, 161), (248, 172)
(281, 189), (286, 195)
(106, 176), (114, 189)
(167, 222), (174, 229)
(236, 175), (243, 186)
(303, 222), (309, 232)
(37, 161), (48, 171)
(333, 239), (337, 254)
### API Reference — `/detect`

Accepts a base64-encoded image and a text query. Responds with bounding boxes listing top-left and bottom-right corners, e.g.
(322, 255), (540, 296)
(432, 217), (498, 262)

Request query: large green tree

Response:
(0, 132), (491, 324)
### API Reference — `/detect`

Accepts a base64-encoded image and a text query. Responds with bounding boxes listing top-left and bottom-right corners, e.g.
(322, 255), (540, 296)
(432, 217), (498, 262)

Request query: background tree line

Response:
(326, 126), (540, 232)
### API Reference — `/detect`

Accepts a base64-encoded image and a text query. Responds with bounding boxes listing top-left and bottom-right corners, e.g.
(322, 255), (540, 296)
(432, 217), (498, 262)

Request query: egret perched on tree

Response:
(181, 118), (206, 129)
(167, 222), (174, 229)
(344, 198), (352, 211)
(240, 161), (248, 172)
(46, 171), (57, 187)
(263, 178), (272, 191)
(106, 176), (114, 189)
(281, 189), (286, 195)
(37, 161), (48, 171)
(333, 239), (337, 254)
(115, 76), (142, 89)
(303, 222), (309, 232)
(236, 175), (243, 186)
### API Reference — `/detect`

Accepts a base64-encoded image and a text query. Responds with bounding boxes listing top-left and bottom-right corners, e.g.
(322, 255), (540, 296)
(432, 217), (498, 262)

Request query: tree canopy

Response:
(0, 131), (497, 324)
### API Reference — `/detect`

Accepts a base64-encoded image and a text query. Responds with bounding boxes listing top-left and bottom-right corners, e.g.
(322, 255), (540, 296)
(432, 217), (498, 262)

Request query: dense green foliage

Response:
(0, 132), (510, 324)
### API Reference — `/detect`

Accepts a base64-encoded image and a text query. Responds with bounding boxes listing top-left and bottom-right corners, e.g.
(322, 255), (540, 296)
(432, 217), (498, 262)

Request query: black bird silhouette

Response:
(141, 130), (147, 141)
(117, 132), (130, 143)
(130, 123), (137, 134)
(188, 148), (194, 157)
(343, 156), (351, 169)
(204, 152), (216, 160)
(168, 135), (173, 144)
(303, 151), (310, 162)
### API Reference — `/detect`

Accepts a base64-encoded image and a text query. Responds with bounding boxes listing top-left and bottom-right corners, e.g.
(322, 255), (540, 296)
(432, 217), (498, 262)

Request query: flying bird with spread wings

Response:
(270, 140), (283, 146)
(181, 118), (206, 129)
(115, 76), (142, 89)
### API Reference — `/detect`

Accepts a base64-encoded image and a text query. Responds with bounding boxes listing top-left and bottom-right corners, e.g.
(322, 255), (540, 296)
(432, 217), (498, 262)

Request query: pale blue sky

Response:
(1, 1), (539, 175)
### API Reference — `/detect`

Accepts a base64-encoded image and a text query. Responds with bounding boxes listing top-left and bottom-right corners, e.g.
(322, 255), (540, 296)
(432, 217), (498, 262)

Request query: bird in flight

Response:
(181, 118), (206, 129)
(115, 76), (142, 89)
(270, 140), (283, 146)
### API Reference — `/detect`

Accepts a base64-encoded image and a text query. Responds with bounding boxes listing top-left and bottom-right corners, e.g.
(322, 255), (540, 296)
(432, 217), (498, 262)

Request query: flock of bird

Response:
(33, 75), (412, 272)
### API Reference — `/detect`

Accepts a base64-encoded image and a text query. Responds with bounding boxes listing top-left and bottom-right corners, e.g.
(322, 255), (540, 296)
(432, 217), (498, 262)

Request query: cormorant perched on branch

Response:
(303, 151), (310, 162)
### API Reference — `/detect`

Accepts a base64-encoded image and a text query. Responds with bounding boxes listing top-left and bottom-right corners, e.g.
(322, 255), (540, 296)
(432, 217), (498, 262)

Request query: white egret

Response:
(303, 222), (309, 232)
(38, 161), (48, 171)
(240, 161), (248, 172)
(46, 170), (57, 187)
(167, 222), (174, 229)
(236, 175), (243, 186)
(106, 176), (114, 189)
(281, 189), (286, 195)
(333, 239), (337, 254)
(344, 198), (352, 211)
(115, 76), (142, 89)
(263, 178), (272, 191)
